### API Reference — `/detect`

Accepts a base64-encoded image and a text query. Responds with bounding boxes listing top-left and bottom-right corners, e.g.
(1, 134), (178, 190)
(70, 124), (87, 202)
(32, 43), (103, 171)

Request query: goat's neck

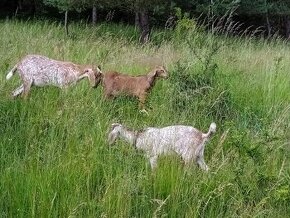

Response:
(76, 65), (97, 87)
(147, 71), (157, 86)
(120, 128), (137, 146)
(76, 65), (86, 77)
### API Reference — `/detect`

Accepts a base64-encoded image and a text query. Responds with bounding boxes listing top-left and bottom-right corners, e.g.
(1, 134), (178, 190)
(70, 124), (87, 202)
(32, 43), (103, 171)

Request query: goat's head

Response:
(84, 65), (103, 88)
(93, 65), (103, 87)
(147, 66), (168, 79)
(108, 123), (122, 145)
(154, 66), (168, 79)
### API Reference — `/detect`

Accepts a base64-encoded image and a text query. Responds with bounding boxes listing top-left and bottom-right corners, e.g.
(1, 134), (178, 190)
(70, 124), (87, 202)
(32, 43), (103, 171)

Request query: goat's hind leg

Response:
(12, 84), (24, 98)
(197, 157), (209, 172)
(22, 80), (33, 99)
(194, 143), (209, 171)
(149, 156), (158, 170)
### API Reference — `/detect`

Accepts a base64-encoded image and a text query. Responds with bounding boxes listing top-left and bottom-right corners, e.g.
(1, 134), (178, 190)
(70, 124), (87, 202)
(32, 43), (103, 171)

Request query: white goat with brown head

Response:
(102, 66), (168, 111)
(6, 54), (103, 98)
(108, 122), (216, 171)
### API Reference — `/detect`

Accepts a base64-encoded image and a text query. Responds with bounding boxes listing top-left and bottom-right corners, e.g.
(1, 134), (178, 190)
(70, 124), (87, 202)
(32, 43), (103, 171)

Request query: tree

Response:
(238, 0), (274, 36)
(43, 0), (88, 35)
(86, 0), (165, 43)
(86, 0), (110, 25)
(194, 0), (239, 15)
(239, 0), (290, 37)
(120, 0), (167, 43)
(268, 0), (290, 38)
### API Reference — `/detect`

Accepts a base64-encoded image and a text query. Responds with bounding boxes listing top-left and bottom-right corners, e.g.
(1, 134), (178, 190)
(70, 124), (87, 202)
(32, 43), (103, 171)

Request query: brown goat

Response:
(102, 66), (168, 110)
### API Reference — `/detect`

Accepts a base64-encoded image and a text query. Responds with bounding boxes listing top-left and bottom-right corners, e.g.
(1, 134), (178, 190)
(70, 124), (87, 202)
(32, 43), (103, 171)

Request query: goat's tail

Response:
(202, 122), (216, 139)
(6, 64), (17, 80)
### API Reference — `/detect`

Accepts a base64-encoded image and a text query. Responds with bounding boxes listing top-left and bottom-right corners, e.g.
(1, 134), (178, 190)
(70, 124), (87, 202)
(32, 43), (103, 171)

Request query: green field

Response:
(0, 19), (289, 217)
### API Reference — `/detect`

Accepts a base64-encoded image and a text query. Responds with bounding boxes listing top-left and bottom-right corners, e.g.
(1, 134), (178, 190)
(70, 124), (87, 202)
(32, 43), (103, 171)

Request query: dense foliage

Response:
(2, 0), (290, 40)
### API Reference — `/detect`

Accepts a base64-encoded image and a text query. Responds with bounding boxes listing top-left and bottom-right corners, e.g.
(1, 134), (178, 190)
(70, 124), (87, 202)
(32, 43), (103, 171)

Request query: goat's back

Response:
(103, 71), (150, 95)
(139, 125), (203, 147)
(19, 55), (79, 72)
(18, 54), (81, 86)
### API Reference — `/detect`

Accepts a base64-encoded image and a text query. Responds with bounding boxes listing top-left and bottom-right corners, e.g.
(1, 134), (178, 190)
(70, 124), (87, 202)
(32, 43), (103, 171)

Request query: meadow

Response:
(0, 19), (289, 217)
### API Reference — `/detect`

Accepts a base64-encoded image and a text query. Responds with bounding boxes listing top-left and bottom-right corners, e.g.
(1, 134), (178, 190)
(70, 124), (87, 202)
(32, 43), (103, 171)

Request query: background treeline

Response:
(1, 0), (290, 42)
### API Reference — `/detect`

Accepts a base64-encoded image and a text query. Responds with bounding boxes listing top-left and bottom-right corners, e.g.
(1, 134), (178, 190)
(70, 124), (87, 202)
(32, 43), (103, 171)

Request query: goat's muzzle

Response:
(92, 78), (101, 88)
(108, 131), (118, 145)
(160, 71), (169, 79)
(92, 72), (103, 88)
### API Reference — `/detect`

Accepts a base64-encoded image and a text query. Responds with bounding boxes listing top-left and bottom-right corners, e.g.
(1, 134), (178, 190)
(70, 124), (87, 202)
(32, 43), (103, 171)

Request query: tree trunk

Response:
(265, 13), (271, 37)
(18, 0), (22, 10)
(285, 16), (290, 39)
(135, 12), (140, 29)
(31, 0), (36, 16)
(64, 10), (68, 36)
(15, 0), (22, 16)
(138, 9), (150, 44)
(92, 6), (97, 25)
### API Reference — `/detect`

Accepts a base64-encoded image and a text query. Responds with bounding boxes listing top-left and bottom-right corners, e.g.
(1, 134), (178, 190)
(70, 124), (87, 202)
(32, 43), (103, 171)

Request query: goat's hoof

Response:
(140, 109), (149, 115)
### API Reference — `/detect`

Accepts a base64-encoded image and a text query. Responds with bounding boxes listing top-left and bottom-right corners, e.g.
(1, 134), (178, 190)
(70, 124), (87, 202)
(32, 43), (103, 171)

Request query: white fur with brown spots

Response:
(6, 54), (103, 98)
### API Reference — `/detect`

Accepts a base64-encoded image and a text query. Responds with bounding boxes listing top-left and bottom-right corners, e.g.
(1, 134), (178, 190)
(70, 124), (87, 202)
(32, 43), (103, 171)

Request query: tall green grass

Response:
(0, 19), (289, 217)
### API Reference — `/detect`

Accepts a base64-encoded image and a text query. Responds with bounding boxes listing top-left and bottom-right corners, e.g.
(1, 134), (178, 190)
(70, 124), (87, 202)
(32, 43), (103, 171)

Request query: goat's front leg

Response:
(22, 79), (33, 99)
(138, 93), (147, 110)
(12, 84), (24, 98)
(138, 93), (149, 115)
(104, 91), (114, 99)
(102, 87), (114, 99)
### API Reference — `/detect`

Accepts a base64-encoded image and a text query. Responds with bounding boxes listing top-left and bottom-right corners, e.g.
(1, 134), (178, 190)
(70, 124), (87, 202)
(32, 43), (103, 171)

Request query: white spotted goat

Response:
(6, 54), (102, 98)
(108, 122), (216, 171)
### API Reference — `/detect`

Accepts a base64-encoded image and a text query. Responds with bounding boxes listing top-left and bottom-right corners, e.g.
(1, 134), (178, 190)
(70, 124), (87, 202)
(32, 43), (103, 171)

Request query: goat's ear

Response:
(95, 65), (103, 75)
(148, 70), (158, 78)
(110, 123), (121, 130)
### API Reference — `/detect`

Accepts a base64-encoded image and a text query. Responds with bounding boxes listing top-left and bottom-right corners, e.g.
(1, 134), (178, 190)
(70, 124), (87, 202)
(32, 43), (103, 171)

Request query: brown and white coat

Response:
(6, 54), (102, 98)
